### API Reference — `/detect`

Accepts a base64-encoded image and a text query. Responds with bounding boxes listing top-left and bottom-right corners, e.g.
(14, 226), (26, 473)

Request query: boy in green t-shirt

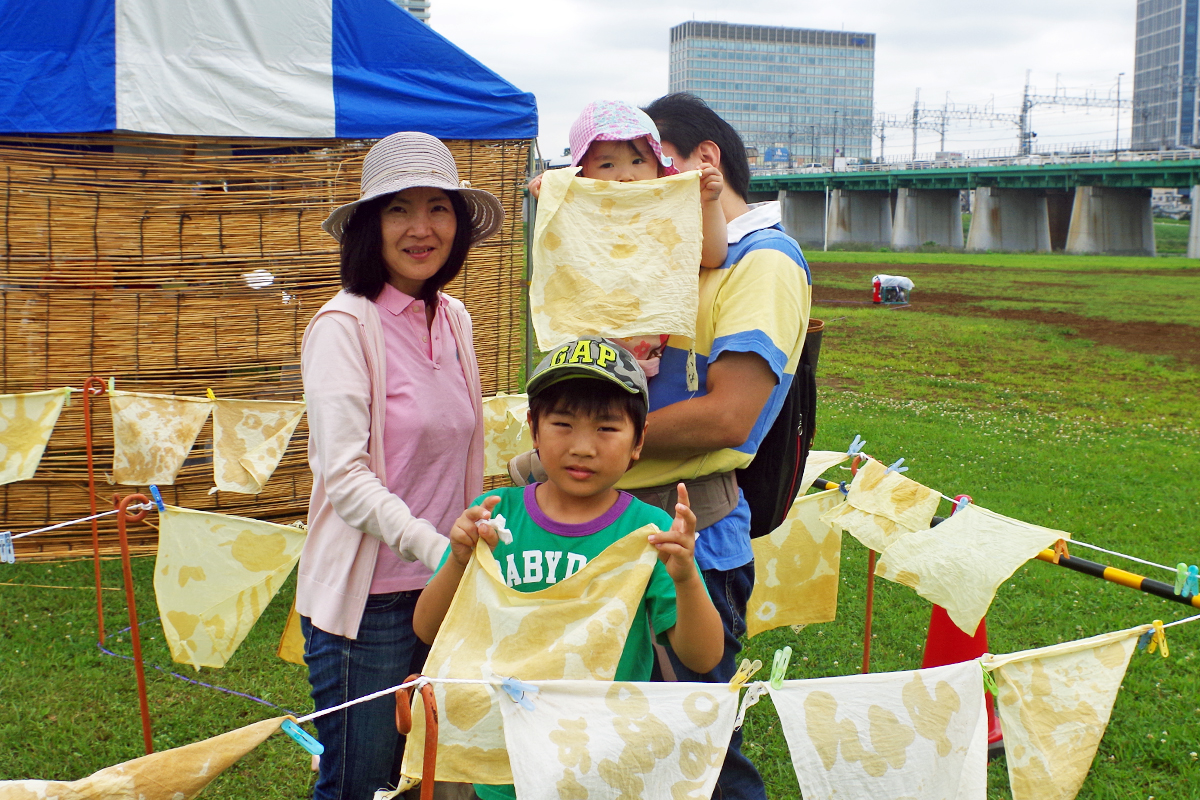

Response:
(414, 336), (723, 800)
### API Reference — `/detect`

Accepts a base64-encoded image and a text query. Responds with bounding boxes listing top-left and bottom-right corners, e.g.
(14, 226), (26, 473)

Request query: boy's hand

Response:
(698, 164), (723, 204)
(648, 483), (700, 584)
(448, 496), (502, 567)
(527, 174), (543, 199)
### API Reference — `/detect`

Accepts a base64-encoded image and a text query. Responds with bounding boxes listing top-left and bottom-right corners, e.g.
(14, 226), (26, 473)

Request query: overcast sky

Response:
(432, 0), (1136, 160)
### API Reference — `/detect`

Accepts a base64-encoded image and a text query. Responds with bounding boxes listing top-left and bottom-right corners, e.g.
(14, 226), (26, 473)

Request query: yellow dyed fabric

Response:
(747, 488), (844, 636)
(982, 627), (1147, 800)
(212, 398), (306, 493)
(400, 528), (660, 786)
(500, 680), (738, 800)
(0, 716), (283, 800)
(154, 506), (306, 669)
(768, 661), (988, 800)
(820, 458), (941, 552)
(876, 504), (1069, 635)
(530, 168), (703, 350)
(277, 600), (306, 666)
(799, 450), (850, 493)
(110, 391), (212, 485)
(482, 393), (530, 477)
(0, 388), (70, 486)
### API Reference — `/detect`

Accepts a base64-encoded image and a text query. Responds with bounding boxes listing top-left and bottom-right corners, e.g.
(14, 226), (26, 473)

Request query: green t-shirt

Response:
(433, 484), (688, 800)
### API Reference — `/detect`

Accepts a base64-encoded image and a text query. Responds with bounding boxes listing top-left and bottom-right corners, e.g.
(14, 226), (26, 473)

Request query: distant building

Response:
(393, 0), (430, 23)
(1132, 0), (1197, 149)
(668, 21), (875, 165)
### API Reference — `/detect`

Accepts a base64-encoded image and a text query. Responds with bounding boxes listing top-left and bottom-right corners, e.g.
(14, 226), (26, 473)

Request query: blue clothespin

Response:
(148, 484), (165, 513)
(838, 481), (849, 496)
(1185, 565), (1199, 599)
(0, 531), (14, 564)
(281, 719), (324, 755)
(885, 458), (908, 475)
(1137, 627), (1155, 651)
(770, 647), (792, 690)
(846, 435), (866, 456)
(501, 677), (539, 711)
(1175, 563), (1188, 596)
(953, 496), (971, 515)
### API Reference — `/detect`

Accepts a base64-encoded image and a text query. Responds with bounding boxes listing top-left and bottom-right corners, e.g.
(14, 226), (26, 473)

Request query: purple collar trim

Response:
(523, 483), (633, 537)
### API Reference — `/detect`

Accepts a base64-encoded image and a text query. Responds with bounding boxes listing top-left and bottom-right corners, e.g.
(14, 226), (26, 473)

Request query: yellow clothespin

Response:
(1052, 539), (1070, 564)
(728, 658), (763, 692)
(206, 388), (217, 401)
(1148, 620), (1169, 658)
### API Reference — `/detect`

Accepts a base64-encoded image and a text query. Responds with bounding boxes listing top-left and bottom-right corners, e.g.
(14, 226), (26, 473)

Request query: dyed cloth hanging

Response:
(482, 393), (531, 477)
(747, 488), (844, 636)
(767, 661), (988, 800)
(820, 457), (942, 552)
(110, 391), (212, 485)
(399, 529), (659, 786)
(981, 627), (1148, 800)
(876, 503), (1069, 635)
(211, 398), (306, 493)
(0, 388), (71, 486)
(499, 680), (737, 800)
(798, 450), (850, 493)
(0, 716), (283, 800)
(154, 506), (306, 669)
(529, 169), (702, 350)
(276, 599), (306, 666)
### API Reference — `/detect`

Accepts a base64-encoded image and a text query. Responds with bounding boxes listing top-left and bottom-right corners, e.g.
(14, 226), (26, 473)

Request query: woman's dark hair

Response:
(528, 378), (647, 445)
(642, 93), (750, 201)
(338, 190), (472, 302)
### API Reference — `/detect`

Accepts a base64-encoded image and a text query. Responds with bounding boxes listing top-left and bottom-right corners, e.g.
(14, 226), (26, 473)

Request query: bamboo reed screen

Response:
(0, 133), (529, 558)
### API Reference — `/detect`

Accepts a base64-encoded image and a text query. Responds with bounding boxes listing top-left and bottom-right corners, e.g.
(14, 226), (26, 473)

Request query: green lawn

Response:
(2, 251), (1199, 799)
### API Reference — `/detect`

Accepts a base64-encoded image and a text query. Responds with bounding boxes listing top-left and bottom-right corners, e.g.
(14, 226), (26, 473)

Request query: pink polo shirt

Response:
(369, 283), (475, 593)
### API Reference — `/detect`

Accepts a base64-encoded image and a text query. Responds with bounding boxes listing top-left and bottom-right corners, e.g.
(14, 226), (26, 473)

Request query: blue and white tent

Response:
(0, 0), (537, 139)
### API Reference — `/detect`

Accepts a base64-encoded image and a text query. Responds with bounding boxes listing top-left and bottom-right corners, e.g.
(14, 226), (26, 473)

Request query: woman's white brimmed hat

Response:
(322, 131), (505, 244)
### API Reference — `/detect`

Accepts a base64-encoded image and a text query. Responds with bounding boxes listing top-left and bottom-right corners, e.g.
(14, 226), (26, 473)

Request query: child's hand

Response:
(698, 164), (723, 204)
(527, 174), (543, 199)
(648, 483), (700, 584)
(448, 496), (502, 567)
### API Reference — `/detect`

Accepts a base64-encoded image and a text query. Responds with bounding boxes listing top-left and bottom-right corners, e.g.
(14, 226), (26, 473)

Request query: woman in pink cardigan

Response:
(299, 132), (503, 800)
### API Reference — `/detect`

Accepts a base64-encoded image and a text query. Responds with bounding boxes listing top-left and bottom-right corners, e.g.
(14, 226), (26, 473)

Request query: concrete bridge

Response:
(747, 152), (1200, 256)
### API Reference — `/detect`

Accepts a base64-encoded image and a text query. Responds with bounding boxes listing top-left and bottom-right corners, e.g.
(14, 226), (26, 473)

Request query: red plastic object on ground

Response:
(872, 276), (882, 303)
(921, 604), (1003, 747)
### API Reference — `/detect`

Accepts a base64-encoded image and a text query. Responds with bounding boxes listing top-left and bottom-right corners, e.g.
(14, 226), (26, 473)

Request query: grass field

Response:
(2, 250), (1199, 799)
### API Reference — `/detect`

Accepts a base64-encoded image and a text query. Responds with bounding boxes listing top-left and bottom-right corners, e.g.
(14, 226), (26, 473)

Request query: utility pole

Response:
(1115, 72), (1124, 159)
(1019, 70), (1034, 155)
(911, 88), (920, 160)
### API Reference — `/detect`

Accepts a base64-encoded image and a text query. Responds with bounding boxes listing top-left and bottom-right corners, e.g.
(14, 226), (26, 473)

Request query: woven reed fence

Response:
(1, 133), (529, 558)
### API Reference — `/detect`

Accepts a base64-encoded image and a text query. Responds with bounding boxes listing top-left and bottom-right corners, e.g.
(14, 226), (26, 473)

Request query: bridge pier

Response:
(778, 190), (827, 248)
(827, 189), (892, 248)
(891, 188), (963, 250)
(1065, 186), (1155, 255)
(1188, 186), (1200, 258)
(965, 187), (1051, 252)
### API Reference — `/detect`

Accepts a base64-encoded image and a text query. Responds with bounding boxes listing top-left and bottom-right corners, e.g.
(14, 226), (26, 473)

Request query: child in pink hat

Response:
(531, 100), (727, 376)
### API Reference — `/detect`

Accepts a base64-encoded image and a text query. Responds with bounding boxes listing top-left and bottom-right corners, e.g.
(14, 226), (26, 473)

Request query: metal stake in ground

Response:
(114, 492), (154, 755)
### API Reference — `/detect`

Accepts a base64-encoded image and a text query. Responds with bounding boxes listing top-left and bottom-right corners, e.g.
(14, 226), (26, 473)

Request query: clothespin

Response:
(728, 658), (763, 692)
(846, 435), (866, 456)
(1148, 620), (1169, 658)
(733, 682), (767, 730)
(206, 388), (217, 401)
(0, 531), (14, 564)
(952, 495), (972, 516)
(281, 719), (324, 755)
(1138, 627), (1155, 651)
(107, 377), (115, 393)
(980, 664), (999, 696)
(1052, 539), (1070, 565)
(483, 513), (513, 545)
(770, 647), (792, 690)
(1174, 563), (1188, 596)
(148, 485), (165, 513)
(1185, 566), (1199, 599)
(885, 458), (908, 475)
(501, 677), (540, 711)
(837, 481), (849, 496)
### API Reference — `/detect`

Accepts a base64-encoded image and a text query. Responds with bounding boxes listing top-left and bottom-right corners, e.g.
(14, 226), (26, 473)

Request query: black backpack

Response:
(737, 319), (824, 538)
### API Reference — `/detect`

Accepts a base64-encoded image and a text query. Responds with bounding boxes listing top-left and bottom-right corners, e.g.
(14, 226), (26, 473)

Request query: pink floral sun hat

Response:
(568, 100), (679, 175)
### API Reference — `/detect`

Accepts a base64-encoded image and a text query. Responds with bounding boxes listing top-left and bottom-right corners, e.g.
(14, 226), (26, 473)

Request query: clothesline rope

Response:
(9, 504), (154, 541)
(295, 676), (501, 724)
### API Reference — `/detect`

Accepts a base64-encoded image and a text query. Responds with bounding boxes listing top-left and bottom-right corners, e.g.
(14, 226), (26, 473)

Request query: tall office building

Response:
(393, 0), (430, 23)
(1132, 0), (1197, 149)
(668, 21), (875, 165)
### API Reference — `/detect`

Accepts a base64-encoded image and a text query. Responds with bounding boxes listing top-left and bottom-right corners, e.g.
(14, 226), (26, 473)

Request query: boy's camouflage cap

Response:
(527, 337), (649, 409)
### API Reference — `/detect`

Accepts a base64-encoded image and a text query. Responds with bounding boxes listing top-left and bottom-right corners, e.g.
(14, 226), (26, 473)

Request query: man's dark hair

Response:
(338, 191), (472, 302)
(643, 93), (750, 201)
(528, 378), (647, 445)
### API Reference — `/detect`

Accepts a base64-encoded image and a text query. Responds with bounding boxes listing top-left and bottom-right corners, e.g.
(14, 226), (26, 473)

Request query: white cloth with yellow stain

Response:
(399, 528), (660, 786)
(482, 393), (531, 477)
(747, 488), (844, 637)
(0, 388), (70, 486)
(0, 716), (283, 800)
(530, 168), (702, 350)
(499, 680), (737, 800)
(767, 661), (988, 800)
(276, 599), (306, 666)
(211, 398), (306, 494)
(820, 458), (942, 553)
(876, 503), (1069, 635)
(799, 450), (850, 493)
(154, 506), (306, 669)
(981, 627), (1148, 800)
(110, 391), (212, 485)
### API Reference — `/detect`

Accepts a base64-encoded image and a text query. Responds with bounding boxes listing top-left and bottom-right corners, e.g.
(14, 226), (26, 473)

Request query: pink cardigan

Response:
(297, 290), (484, 639)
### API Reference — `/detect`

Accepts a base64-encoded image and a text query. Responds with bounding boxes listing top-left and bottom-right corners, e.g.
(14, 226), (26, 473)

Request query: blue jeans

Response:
(661, 562), (767, 800)
(302, 591), (431, 800)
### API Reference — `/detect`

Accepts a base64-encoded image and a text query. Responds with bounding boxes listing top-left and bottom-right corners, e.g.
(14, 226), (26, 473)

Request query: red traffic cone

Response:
(921, 604), (1004, 754)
